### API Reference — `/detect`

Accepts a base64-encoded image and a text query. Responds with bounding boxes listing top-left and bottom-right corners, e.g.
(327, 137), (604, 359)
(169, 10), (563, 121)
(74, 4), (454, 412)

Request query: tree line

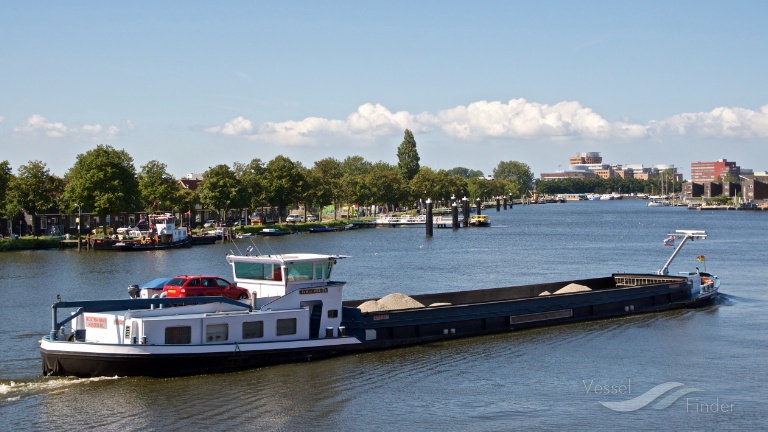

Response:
(534, 173), (683, 196)
(0, 130), (536, 235)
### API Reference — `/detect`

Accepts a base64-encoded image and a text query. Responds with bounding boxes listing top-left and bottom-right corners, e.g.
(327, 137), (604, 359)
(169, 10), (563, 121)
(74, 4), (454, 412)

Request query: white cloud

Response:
(433, 99), (648, 140)
(205, 100), (768, 146)
(651, 105), (768, 138)
(205, 116), (255, 136)
(0, 115), (5, 123)
(207, 104), (429, 145)
(13, 114), (125, 140)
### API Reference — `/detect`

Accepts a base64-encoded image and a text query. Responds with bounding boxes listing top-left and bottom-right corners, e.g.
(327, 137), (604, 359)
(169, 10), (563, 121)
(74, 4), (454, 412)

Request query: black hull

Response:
(89, 238), (192, 251)
(42, 343), (363, 378)
(40, 274), (716, 378)
(191, 235), (217, 245)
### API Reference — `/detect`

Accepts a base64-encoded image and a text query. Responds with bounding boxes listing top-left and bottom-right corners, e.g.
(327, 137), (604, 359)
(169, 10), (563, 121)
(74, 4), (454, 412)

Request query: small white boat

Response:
(647, 199), (670, 207)
(375, 214), (426, 226)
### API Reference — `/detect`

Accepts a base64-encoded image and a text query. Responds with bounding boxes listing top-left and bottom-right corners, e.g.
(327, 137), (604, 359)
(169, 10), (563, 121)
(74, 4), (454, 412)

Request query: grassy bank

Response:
(0, 237), (62, 252)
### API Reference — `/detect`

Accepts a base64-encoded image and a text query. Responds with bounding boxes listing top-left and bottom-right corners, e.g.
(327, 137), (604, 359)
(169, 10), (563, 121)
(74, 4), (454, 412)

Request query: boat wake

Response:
(0, 376), (120, 403)
(705, 292), (736, 306)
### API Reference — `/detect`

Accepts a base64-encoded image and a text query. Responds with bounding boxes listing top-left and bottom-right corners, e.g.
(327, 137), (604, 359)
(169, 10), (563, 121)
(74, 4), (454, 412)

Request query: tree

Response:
(366, 162), (407, 212)
(466, 177), (497, 204)
(197, 164), (242, 223)
(397, 129), (420, 181)
(234, 159), (267, 215)
(340, 155), (372, 177)
(5, 161), (63, 235)
(64, 145), (141, 233)
(409, 167), (442, 208)
(446, 167), (484, 179)
(0, 161), (13, 235)
(263, 156), (305, 222)
(176, 187), (198, 227)
(339, 156), (373, 218)
(310, 158), (342, 219)
(493, 161), (534, 198)
(440, 172), (470, 205)
(137, 160), (181, 212)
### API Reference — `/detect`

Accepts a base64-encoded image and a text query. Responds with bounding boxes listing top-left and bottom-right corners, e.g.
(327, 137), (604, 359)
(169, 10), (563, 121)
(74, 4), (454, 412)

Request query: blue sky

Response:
(2, 1), (767, 179)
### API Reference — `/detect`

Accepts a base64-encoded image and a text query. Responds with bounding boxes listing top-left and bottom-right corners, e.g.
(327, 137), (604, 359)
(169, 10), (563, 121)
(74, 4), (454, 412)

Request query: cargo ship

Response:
(40, 230), (719, 378)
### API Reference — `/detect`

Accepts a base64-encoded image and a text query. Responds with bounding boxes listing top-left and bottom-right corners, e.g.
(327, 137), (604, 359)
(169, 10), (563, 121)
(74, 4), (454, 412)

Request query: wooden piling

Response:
(452, 202), (459, 229)
(426, 199), (433, 237)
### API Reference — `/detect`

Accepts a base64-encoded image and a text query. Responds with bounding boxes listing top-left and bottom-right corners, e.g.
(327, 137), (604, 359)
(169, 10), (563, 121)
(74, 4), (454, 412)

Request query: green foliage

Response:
(197, 164), (243, 220)
(234, 159), (267, 211)
(311, 158), (342, 215)
(466, 177), (497, 202)
(396, 129), (420, 181)
(536, 176), (675, 195)
(5, 161), (63, 232)
(445, 167), (484, 178)
(337, 156), (373, 216)
(366, 162), (407, 210)
(263, 156), (305, 221)
(0, 236), (60, 251)
(409, 167), (441, 205)
(0, 161), (12, 219)
(709, 195), (731, 205)
(493, 161), (534, 197)
(340, 155), (372, 176)
(137, 160), (182, 212)
(64, 145), (140, 231)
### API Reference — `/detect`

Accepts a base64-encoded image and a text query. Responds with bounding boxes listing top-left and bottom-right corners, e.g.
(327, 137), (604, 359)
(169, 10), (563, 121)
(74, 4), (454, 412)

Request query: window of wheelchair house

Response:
(286, 263), (313, 281)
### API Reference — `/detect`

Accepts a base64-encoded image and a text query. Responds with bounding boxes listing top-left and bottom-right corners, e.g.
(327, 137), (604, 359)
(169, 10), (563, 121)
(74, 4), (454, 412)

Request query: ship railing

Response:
(47, 296), (251, 341)
(614, 275), (682, 288)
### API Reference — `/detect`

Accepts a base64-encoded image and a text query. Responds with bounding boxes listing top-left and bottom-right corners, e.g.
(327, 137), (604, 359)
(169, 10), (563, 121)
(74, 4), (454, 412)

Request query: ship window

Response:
(206, 323), (228, 342)
(276, 318), (297, 336)
(315, 262), (332, 279)
(165, 326), (192, 344)
(242, 321), (264, 339)
(328, 309), (338, 318)
(286, 263), (313, 281)
(234, 262), (269, 280)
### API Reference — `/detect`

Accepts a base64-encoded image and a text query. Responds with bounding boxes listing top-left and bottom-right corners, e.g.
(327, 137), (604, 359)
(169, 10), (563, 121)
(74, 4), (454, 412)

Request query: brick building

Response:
(690, 159), (740, 183)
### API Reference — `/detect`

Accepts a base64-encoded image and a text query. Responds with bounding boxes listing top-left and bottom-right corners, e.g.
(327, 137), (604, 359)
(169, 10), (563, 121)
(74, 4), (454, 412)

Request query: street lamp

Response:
(76, 204), (82, 250)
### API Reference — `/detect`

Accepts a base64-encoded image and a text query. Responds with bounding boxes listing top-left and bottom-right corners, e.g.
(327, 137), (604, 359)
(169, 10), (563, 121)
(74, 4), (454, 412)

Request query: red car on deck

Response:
(163, 276), (250, 300)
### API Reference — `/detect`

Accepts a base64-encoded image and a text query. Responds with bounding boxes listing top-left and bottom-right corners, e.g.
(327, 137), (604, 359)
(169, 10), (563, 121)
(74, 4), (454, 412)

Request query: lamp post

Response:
(76, 204), (81, 251)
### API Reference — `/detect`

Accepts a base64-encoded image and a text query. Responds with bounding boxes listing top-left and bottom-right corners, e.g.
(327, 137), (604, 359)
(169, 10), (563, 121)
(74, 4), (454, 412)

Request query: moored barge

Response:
(41, 230), (719, 378)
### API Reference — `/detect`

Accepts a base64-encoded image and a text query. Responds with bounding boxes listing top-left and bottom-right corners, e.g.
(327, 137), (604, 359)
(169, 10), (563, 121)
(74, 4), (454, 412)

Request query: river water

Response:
(1, 200), (766, 431)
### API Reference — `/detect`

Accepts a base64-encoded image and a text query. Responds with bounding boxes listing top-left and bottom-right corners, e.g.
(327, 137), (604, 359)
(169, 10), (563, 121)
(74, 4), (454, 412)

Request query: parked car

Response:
(163, 276), (250, 300)
(286, 214), (304, 223)
(306, 215), (318, 222)
(203, 220), (217, 228)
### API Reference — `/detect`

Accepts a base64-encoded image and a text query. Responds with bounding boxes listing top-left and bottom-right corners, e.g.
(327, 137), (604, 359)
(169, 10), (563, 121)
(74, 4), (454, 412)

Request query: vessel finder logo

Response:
(598, 381), (701, 412)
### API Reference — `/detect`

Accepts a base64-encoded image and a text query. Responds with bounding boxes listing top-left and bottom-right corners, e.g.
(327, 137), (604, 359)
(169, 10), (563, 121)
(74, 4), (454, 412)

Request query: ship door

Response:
(300, 300), (323, 339)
